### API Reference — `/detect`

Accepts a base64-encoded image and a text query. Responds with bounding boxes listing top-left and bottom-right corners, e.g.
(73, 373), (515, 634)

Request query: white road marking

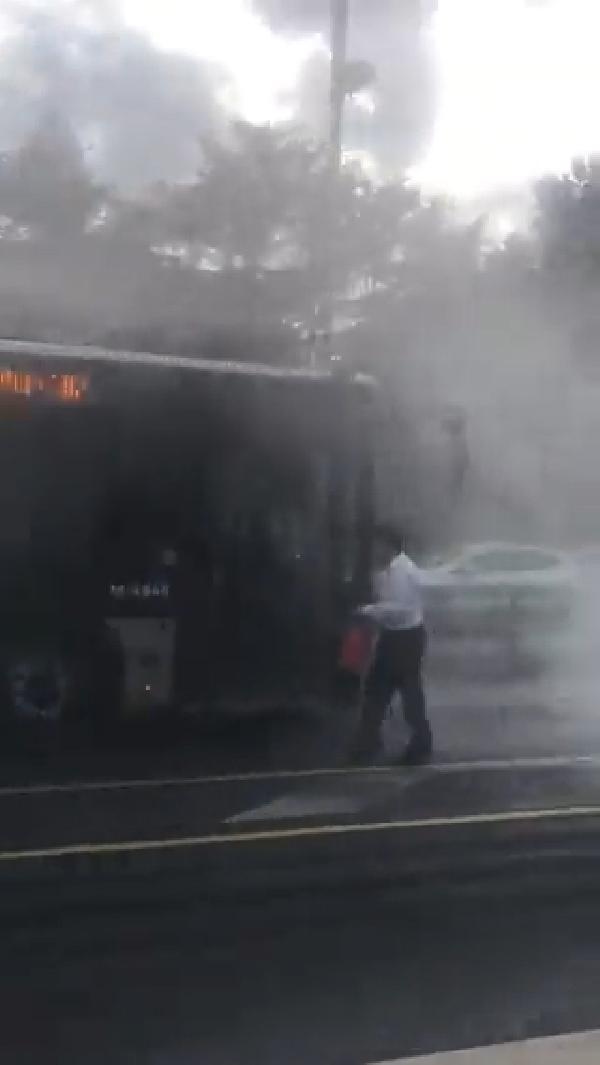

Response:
(374, 1028), (600, 1063)
(228, 793), (365, 823)
(228, 771), (428, 824)
(0, 767), (392, 797)
(433, 754), (600, 773)
(1, 754), (600, 798)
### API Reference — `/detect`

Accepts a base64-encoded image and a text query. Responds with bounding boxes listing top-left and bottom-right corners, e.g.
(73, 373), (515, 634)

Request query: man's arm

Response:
(355, 566), (390, 621)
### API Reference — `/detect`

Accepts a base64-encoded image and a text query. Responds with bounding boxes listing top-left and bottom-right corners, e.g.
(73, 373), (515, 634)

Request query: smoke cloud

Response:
(257, 1), (438, 172)
(0, 3), (228, 188)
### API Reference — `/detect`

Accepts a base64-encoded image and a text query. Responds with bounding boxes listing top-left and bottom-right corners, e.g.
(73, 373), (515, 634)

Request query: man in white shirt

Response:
(351, 527), (432, 766)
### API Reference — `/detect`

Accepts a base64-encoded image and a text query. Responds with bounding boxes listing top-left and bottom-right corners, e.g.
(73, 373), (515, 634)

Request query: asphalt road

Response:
(4, 667), (600, 790)
(5, 663), (600, 888)
(5, 866), (600, 1064)
(4, 672), (600, 1063)
(5, 758), (600, 856)
(4, 660), (600, 1065)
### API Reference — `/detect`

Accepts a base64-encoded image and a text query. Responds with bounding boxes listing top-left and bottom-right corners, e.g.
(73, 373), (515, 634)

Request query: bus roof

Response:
(0, 338), (377, 390)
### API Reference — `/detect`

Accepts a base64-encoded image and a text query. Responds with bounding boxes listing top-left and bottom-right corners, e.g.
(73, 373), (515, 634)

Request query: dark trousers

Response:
(354, 625), (430, 759)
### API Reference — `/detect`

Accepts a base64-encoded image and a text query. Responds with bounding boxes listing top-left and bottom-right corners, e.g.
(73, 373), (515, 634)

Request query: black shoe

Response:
(396, 743), (432, 767)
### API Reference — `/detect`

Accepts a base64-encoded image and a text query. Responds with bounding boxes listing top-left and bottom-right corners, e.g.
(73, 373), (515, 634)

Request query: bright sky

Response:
(120, 0), (600, 197)
(5, 0), (600, 198)
(121, 0), (319, 124)
(415, 0), (600, 197)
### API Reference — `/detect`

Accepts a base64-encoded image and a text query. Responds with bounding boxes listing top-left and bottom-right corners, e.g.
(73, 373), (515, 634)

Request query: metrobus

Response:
(0, 339), (377, 732)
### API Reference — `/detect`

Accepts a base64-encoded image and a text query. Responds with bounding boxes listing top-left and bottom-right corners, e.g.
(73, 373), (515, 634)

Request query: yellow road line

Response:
(1, 754), (599, 797)
(2, 803), (600, 863)
(376, 1029), (600, 1064)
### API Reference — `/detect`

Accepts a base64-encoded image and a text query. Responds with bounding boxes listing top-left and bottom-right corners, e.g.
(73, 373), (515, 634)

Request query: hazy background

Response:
(0, 0), (599, 550)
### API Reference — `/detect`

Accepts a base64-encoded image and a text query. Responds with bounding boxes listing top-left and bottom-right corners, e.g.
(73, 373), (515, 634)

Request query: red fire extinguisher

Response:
(338, 620), (376, 677)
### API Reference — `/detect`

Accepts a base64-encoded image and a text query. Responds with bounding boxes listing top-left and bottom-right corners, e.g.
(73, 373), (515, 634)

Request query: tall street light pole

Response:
(312, 0), (349, 370)
(322, 1), (373, 365)
(323, 0), (348, 632)
(329, 0), (349, 183)
(322, 0), (378, 629)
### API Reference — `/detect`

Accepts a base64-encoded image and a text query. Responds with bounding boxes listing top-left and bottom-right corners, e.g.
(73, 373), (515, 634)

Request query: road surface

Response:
(4, 854), (600, 1064)
(3, 688), (600, 1062)
(3, 666), (600, 1062)
(4, 667), (600, 790)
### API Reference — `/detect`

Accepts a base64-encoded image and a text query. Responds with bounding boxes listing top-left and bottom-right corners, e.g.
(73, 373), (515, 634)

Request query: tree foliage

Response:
(0, 111), (103, 241)
(0, 107), (599, 544)
(0, 111), (440, 358)
(0, 106), (597, 385)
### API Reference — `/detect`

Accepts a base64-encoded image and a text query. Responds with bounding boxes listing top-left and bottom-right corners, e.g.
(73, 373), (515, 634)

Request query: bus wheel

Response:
(4, 651), (71, 750)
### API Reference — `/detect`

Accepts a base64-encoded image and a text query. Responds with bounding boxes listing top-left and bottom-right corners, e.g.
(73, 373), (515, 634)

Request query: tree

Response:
(164, 122), (319, 270)
(0, 110), (103, 241)
(534, 156), (600, 272)
(0, 112), (484, 383)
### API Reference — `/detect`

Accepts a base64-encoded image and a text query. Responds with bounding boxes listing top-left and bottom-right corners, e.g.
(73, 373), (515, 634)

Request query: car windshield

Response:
(4, 4), (600, 1065)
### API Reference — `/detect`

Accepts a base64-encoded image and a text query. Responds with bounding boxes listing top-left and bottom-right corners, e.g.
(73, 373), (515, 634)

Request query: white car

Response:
(421, 542), (579, 675)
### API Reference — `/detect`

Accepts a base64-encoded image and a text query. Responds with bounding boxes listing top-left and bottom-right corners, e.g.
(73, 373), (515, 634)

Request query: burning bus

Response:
(0, 339), (376, 732)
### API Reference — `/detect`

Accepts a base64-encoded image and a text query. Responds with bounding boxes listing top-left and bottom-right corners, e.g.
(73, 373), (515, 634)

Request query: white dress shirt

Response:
(361, 552), (424, 631)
